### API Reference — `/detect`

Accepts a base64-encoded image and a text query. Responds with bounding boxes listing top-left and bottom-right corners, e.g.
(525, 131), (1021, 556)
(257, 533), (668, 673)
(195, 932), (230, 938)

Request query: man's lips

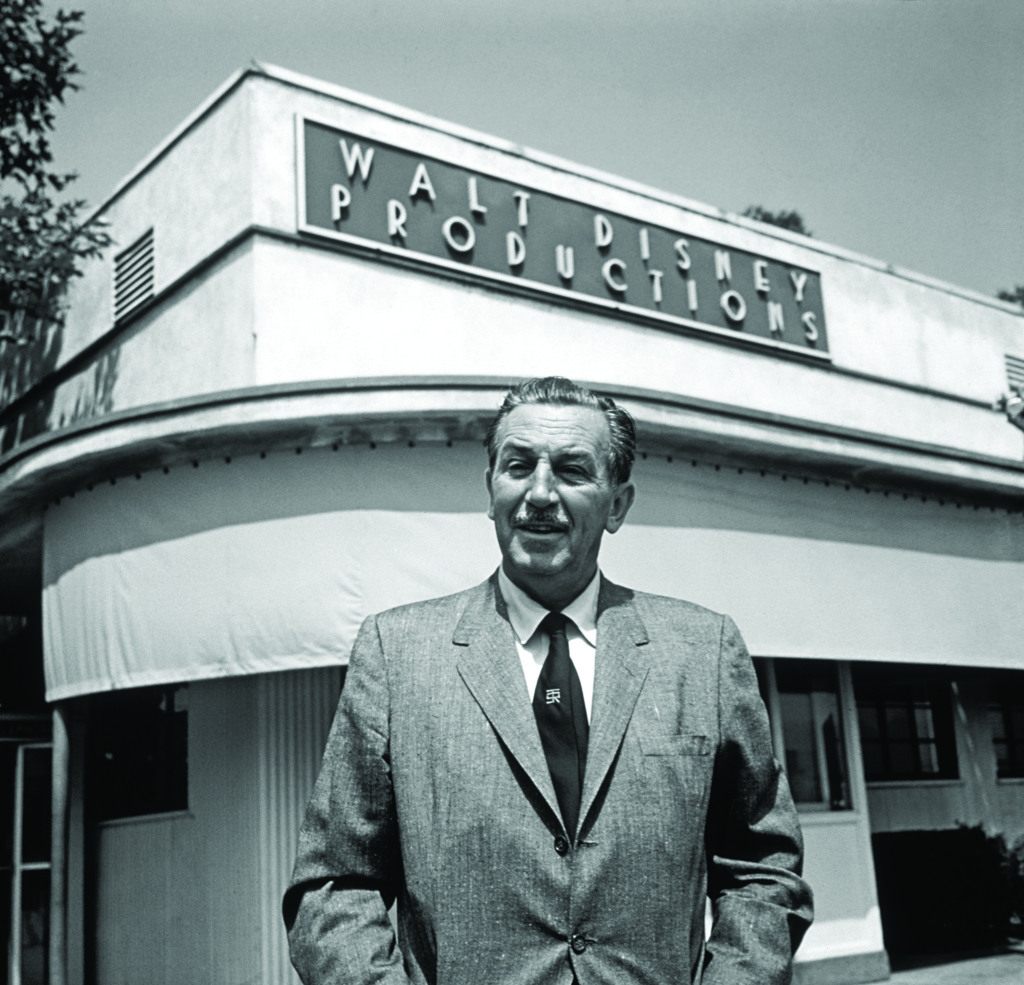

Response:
(514, 519), (568, 534)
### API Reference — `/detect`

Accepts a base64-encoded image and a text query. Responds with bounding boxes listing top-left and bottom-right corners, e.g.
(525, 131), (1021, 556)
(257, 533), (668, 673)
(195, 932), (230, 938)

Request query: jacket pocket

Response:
(637, 731), (710, 757)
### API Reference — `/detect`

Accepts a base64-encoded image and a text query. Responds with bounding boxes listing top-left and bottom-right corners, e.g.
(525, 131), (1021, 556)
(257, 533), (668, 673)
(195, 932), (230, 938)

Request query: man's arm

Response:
(702, 616), (814, 985)
(283, 615), (410, 985)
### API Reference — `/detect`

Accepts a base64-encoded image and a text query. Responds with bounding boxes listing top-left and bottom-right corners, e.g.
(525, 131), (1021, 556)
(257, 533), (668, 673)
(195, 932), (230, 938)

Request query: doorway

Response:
(1, 729), (52, 985)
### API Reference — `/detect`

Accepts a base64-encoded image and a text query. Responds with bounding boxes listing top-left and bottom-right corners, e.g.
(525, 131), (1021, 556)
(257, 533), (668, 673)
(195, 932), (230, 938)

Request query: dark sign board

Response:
(297, 117), (829, 356)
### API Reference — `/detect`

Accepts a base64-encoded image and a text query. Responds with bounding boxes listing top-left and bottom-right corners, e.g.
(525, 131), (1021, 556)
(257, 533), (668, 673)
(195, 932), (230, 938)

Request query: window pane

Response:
(886, 705), (911, 739)
(1011, 740), (1024, 776)
(858, 706), (880, 741)
(780, 692), (822, 803)
(862, 740), (885, 781)
(988, 706), (1007, 743)
(889, 741), (915, 777)
(774, 659), (850, 809)
(20, 868), (49, 985)
(1, 869), (10, 985)
(1012, 709), (1024, 737)
(987, 676), (1024, 778)
(918, 741), (940, 775)
(819, 707), (850, 808)
(914, 705), (936, 741)
(0, 746), (14, 869)
(20, 747), (51, 864)
(89, 685), (188, 821)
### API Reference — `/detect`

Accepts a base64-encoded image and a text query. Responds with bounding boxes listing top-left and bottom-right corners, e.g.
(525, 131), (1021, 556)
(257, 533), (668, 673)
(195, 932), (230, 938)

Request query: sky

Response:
(48, 0), (1024, 301)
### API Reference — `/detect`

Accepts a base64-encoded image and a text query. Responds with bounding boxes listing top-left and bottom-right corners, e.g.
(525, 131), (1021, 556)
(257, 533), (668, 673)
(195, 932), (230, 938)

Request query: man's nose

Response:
(525, 465), (558, 506)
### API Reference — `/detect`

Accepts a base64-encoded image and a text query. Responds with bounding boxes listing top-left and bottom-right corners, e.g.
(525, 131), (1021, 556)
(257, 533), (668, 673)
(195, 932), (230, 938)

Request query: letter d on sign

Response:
(507, 231), (526, 268)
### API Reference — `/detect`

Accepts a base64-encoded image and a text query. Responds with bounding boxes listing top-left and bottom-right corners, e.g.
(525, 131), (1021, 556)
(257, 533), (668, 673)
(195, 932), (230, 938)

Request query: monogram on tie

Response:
(532, 612), (589, 838)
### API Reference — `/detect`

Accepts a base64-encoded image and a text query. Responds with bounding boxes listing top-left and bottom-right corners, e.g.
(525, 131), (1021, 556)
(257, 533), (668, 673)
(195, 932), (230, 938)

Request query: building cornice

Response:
(2, 377), (1022, 520)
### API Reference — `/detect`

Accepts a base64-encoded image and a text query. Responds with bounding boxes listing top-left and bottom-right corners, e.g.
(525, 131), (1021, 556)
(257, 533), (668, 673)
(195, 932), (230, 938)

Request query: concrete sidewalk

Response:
(886, 943), (1024, 984)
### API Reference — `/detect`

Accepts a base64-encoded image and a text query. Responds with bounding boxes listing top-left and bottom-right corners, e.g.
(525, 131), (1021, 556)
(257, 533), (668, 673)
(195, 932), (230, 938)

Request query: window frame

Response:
(87, 684), (189, 824)
(989, 679), (1024, 780)
(756, 657), (854, 813)
(853, 667), (959, 784)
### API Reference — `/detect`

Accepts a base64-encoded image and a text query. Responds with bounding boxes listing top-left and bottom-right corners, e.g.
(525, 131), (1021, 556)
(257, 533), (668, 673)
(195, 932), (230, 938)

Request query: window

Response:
(853, 665), (958, 782)
(0, 615), (46, 714)
(87, 685), (188, 822)
(988, 673), (1024, 779)
(767, 659), (851, 811)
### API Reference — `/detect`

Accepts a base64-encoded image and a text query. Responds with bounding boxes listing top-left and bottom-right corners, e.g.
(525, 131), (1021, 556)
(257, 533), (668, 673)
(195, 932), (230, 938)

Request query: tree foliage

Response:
(997, 285), (1024, 311)
(1, 0), (109, 343)
(741, 205), (813, 238)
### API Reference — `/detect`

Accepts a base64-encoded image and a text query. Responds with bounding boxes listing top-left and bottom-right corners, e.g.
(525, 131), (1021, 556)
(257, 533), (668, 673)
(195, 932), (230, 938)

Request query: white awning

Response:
(42, 442), (1024, 700)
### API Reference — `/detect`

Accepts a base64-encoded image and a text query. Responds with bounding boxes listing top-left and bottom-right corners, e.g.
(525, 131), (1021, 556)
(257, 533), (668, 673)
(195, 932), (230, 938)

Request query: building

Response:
(1, 64), (1023, 985)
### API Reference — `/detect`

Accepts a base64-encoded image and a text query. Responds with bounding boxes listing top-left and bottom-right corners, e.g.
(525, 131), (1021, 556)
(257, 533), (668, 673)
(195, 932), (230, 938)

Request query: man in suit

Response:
(284, 376), (813, 985)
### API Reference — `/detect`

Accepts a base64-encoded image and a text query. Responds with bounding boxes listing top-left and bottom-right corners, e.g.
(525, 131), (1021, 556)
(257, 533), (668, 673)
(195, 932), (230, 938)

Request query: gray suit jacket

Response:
(285, 574), (812, 985)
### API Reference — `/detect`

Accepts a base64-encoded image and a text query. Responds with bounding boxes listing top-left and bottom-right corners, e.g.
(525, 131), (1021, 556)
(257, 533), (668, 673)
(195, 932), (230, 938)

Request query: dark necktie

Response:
(532, 612), (589, 838)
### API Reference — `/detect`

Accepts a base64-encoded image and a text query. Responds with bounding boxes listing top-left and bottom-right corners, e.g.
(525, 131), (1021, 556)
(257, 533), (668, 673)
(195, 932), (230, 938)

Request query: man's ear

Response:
(484, 468), (495, 520)
(605, 481), (636, 534)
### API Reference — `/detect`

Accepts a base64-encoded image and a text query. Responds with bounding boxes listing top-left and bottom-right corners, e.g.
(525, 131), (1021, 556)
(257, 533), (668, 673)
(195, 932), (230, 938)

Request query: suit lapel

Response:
(454, 576), (562, 826)
(579, 577), (650, 833)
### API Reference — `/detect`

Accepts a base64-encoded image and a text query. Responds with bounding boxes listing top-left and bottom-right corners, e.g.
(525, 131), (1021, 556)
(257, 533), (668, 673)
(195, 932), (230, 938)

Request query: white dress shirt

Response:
(497, 566), (599, 723)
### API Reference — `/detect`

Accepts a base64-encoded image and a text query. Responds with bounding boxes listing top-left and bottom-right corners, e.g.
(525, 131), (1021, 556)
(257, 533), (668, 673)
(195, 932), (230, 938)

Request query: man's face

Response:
(486, 403), (635, 610)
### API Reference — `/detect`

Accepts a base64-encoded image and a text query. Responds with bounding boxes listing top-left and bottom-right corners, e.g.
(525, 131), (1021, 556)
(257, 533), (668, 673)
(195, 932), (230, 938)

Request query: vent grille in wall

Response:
(1006, 354), (1024, 394)
(113, 229), (155, 322)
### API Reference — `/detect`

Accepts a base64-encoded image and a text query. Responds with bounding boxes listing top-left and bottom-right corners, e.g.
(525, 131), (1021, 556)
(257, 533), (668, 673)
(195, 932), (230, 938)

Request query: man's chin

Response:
(508, 536), (566, 565)
(504, 542), (566, 578)
(502, 556), (595, 610)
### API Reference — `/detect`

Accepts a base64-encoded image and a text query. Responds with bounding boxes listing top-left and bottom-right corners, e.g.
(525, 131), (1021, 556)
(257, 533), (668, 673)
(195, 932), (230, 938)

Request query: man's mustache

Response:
(513, 506), (569, 530)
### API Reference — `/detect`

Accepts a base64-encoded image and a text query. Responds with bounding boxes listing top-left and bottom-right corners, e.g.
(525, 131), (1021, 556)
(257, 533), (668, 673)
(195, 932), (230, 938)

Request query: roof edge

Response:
(86, 61), (1021, 316)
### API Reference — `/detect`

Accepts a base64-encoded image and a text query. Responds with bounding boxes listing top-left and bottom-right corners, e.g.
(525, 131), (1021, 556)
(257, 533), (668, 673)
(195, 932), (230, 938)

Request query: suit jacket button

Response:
(554, 836), (569, 856)
(570, 934), (587, 954)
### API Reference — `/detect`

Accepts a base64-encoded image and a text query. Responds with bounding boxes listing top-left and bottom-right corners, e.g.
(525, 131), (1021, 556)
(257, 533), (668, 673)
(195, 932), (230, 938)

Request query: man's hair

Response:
(485, 377), (637, 485)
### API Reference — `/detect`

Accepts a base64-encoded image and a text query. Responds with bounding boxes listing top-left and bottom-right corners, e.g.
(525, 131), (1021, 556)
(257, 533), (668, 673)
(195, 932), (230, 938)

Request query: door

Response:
(2, 740), (52, 985)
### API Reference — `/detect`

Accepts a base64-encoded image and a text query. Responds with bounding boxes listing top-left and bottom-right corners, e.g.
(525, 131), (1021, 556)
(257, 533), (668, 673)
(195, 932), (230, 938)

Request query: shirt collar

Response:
(498, 566), (600, 648)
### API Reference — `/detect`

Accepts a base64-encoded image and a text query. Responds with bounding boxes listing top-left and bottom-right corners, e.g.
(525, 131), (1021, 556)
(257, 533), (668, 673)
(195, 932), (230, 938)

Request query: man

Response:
(284, 376), (813, 985)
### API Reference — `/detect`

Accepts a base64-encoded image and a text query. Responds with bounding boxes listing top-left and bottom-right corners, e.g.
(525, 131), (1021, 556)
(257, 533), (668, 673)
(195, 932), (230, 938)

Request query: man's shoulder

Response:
(607, 583), (746, 661)
(371, 578), (493, 632)
(601, 581), (741, 647)
(606, 580), (726, 624)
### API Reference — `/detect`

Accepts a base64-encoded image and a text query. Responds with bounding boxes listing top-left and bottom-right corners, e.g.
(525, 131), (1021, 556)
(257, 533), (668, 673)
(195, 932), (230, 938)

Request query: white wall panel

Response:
(257, 667), (343, 985)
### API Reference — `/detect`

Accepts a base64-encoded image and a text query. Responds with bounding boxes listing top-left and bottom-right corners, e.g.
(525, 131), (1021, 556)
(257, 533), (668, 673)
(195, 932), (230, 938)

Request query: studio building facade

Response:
(1, 65), (1023, 985)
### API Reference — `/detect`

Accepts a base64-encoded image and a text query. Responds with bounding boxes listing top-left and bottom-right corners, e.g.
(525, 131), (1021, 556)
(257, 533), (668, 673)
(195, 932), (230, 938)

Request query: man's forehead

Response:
(494, 403), (611, 455)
